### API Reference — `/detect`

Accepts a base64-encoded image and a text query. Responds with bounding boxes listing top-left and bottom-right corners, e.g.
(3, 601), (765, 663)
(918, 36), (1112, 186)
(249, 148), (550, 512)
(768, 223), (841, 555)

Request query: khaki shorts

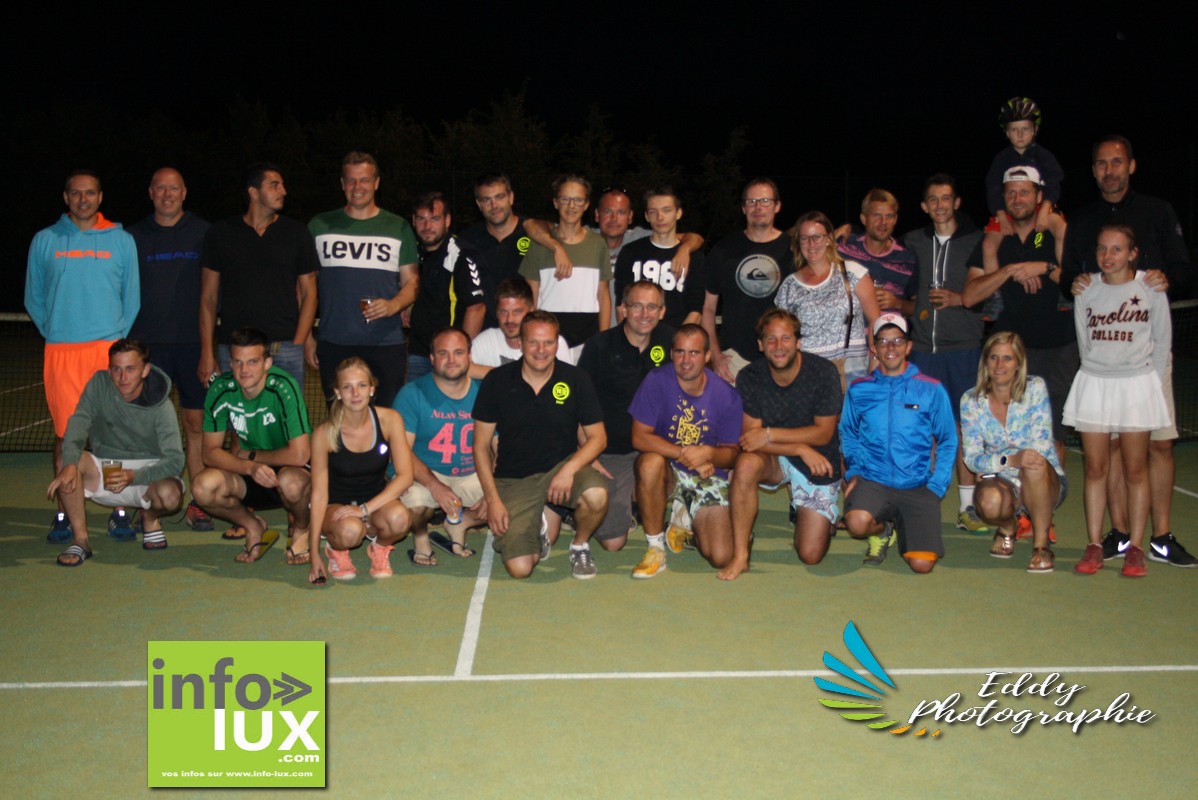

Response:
(401, 472), (484, 511)
(492, 460), (607, 560)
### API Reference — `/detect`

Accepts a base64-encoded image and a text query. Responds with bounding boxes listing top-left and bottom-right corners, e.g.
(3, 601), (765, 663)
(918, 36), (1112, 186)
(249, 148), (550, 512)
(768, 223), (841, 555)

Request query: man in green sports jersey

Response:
(192, 327), (314, 563)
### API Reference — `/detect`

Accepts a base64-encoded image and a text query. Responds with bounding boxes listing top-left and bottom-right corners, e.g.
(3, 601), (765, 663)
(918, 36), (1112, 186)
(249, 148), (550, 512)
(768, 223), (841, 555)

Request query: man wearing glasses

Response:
(519, 174), (612, 358)
(840, 314), (957, 574)
(702, 178), (792, 383)
(577, 280), (675, 556)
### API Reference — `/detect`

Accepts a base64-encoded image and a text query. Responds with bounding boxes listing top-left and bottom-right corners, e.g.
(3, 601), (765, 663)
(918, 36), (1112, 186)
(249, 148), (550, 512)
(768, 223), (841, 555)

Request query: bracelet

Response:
(360, 502), (370, 521)
(765, 427), (772, 444)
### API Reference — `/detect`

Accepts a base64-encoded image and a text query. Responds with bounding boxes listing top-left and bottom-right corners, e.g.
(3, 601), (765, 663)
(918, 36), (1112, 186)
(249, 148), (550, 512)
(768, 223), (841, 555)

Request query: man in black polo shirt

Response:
(473, 311), (610, 579)
(577, 280), (673, 552)
(964, 166), (1073, 462)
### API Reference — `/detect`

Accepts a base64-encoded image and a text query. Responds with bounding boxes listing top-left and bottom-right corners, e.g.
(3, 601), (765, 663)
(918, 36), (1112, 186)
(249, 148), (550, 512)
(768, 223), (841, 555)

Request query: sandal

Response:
(989, 531), (1015, 559)
(286, 529), (311, 565)
(1027, 547), (1055, 573)
(408, 549), (437, 568)
(142, 528), (168, 550)
(429, 531), (474, 558)
(221, 507), (257, 540)
(56, 544), (92, 567)
(235, 529), (279, 563)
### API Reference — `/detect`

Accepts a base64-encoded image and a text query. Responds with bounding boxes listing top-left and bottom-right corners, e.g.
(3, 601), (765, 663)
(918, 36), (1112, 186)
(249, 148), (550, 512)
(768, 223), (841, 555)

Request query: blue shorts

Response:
(777, 458), (841, 524)
(149, 342), (206, 409)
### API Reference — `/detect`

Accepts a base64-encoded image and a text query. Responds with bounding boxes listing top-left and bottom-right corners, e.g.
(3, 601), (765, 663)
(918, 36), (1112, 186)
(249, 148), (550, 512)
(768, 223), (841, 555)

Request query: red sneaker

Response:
(1074, 543), (1104, 575)
(1121, 545), (1147, 578)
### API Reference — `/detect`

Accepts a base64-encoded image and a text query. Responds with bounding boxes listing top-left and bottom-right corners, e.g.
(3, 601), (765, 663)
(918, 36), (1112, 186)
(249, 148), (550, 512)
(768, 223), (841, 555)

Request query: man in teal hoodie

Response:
(48, 339), (184, 566)
(25, 170), (140, 542)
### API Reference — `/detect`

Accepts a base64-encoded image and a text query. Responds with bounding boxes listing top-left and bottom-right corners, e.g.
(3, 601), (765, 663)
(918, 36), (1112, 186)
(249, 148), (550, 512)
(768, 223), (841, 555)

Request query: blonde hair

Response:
(325, 357), (378, 452)
(971, 331), (1029, 403)
(790, 210), (844, 272)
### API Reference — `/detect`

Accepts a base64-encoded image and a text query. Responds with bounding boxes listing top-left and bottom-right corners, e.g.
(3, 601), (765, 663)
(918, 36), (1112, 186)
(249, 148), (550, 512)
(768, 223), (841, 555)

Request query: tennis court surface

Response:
(3, 447), (1197, 798)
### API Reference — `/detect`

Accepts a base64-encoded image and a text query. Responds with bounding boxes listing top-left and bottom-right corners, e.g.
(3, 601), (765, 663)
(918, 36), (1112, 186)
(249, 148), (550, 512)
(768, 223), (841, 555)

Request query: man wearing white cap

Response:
(963, 165), (1074, 462)
(840, 313), (957, 573)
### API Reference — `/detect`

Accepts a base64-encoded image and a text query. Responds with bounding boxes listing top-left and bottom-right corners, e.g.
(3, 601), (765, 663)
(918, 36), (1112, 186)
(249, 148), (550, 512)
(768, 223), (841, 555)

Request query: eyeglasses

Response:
(798, 234), (827, 245)
(743, 198), (777, 208)
(875, 336), (908, 348)
(556, 196), (587, 207)
(625, 303), (663, 313)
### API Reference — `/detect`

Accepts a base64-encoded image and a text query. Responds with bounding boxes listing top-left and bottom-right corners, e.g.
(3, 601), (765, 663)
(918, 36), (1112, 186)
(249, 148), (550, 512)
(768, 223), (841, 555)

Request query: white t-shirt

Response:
(471, 327), (575, 367)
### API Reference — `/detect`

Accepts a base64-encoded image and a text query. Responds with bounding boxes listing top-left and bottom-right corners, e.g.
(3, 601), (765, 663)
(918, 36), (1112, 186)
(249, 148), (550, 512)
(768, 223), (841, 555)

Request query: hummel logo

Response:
(1150, 541), (1169, 557)
(1118, 540), (1131, 553)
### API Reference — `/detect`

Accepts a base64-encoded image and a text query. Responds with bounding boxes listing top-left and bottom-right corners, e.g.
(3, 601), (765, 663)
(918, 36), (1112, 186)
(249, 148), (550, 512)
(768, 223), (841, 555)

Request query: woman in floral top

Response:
(960, 332), (1066, 573)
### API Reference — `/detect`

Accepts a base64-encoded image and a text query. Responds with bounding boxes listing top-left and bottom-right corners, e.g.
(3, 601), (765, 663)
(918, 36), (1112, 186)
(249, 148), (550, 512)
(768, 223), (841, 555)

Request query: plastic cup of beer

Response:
(361, 297), (374, 322)
(102, 459), (123, 489)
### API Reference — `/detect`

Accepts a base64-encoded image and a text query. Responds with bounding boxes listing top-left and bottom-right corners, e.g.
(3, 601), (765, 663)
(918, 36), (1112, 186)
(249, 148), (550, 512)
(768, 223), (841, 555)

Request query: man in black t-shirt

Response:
(723, 309), (843, 580)
(702, 178), (792, 384)
(614, 187), (705, 330)
(199, 163), (319, 386)
(577, 281), (674, 551)
(473, 311), (610, 579)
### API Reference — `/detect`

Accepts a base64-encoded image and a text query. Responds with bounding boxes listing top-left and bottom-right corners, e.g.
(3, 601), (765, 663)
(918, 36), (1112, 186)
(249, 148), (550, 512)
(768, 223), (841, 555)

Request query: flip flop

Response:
(221, 507), (257, 539)
(142, 529), (168, 550)
(286, 529), (311, 565)
(407, 549), (437, 568)
(236, 528), (279, 563)
(57, 544), (92, 567)
(429, 531), (475, 558)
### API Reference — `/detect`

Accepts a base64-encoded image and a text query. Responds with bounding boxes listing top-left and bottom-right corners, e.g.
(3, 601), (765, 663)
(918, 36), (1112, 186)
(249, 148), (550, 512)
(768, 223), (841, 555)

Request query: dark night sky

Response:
(4, 2), (1195, 308)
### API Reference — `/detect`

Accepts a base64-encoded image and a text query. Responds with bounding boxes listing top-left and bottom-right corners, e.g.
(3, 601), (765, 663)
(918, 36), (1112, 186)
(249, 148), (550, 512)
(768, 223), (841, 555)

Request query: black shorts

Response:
(845, 478), (944, 558)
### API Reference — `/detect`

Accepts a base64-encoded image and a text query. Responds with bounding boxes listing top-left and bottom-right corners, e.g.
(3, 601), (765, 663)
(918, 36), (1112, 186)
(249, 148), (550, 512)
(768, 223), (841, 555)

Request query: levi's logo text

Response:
(815, 622), (1155, 738)
(147, 641), (326, 787)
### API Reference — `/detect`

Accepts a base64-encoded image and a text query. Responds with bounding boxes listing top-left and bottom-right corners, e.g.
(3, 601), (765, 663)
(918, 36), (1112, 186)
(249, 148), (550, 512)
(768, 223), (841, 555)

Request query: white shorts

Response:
(82, 453), (179, 508)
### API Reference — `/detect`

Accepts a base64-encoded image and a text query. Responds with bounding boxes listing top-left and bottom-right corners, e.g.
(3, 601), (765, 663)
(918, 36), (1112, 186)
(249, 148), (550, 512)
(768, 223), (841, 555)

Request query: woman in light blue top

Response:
(960, 332), (1065, 573)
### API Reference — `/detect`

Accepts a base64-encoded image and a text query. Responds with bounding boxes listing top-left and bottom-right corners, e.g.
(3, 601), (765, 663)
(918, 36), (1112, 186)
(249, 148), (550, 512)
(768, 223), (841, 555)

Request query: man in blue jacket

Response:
(840, 313), (958, 573)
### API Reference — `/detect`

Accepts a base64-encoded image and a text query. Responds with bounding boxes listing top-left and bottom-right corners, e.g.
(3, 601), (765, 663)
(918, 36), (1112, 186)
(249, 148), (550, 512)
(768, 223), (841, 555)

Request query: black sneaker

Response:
(1101, 528), (1130, 561)
(1147, 533), (1198, 568)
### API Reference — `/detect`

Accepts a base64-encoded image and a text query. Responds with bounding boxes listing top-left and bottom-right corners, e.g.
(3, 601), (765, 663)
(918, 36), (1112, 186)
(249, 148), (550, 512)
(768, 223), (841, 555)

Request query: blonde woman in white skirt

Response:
(1064, 224), (1171, 578)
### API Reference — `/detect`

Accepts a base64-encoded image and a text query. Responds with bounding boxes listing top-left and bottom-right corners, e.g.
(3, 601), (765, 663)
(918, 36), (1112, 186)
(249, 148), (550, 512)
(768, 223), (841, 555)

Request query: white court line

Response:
(0, 381), (43, 396)
(4, 664), (1197, 690)
(453, 531), (495, 677)
(0, 417), (52, 438)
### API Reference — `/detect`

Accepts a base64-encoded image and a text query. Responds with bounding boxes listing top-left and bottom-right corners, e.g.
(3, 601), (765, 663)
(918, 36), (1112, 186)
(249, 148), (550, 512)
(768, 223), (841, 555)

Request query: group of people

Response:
(25, 106), (1194, 580)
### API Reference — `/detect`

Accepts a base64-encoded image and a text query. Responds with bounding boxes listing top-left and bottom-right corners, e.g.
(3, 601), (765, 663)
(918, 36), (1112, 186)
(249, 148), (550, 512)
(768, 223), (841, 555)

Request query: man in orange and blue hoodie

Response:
(25, 169), (139, 543)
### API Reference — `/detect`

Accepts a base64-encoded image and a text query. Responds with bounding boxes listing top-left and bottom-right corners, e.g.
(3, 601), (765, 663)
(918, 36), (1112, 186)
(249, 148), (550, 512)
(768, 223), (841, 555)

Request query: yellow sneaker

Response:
(632, 546), (667, 579)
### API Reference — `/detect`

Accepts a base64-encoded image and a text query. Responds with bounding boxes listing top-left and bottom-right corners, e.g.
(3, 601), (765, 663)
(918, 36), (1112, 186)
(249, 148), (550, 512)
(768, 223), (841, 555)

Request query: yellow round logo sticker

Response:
(517, 236), (532, 255)
(552, 382), (570, 403)
(650, 345), (666, 365)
